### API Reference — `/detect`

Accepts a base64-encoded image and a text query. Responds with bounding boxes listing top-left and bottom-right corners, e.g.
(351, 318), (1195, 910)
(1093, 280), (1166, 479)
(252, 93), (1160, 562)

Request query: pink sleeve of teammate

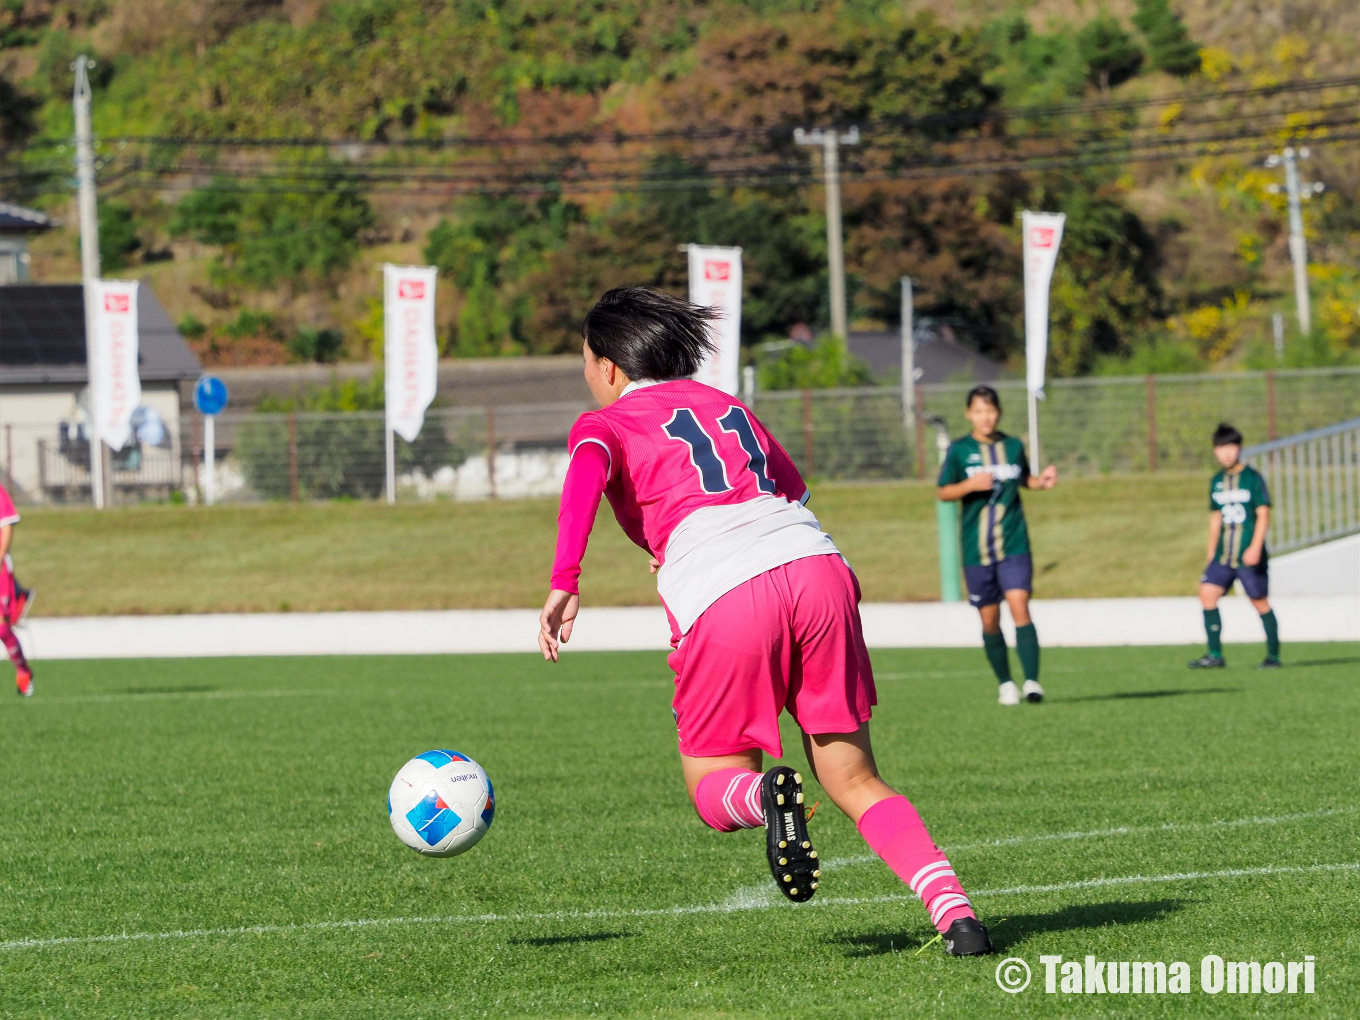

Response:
(0, 486), (18, 526)
(761, 428), (810, 505)
(550, 442), (611, 594)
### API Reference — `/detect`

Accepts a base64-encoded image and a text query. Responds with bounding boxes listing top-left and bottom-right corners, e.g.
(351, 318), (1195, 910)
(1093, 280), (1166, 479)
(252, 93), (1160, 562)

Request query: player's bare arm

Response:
(1026, 465), (1058, 489)
(937, 472), (995, 501)
(1242, 505), (1270, 567)
(1205, 510), (1222, 564)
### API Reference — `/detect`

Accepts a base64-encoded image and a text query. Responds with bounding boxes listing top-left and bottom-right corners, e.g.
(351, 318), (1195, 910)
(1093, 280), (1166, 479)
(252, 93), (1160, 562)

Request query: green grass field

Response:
(2, 644), (1357, 1017)
(19, 474), (1207, 615)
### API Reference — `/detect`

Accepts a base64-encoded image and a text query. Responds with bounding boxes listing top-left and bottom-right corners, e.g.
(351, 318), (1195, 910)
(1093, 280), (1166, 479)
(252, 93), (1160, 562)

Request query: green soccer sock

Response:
(1260, 610), (1280, 659)
(982, 630), (1012, 683)
(1203, 608), (1223, 657)
(1015, 622), (1040, 682)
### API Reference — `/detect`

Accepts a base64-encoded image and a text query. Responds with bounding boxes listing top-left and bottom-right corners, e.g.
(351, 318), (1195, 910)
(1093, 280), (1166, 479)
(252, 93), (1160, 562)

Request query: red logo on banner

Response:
(103, 293), (131, 313)
(1029, 227), (1055, 249)
(703, 261), (731, 282)
(398, 280), (425, 299)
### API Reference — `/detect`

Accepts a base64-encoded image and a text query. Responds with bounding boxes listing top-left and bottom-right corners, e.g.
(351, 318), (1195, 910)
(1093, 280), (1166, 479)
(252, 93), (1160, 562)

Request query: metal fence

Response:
(1243, 417), (1360, 553)
(3, 366), (1358, 506)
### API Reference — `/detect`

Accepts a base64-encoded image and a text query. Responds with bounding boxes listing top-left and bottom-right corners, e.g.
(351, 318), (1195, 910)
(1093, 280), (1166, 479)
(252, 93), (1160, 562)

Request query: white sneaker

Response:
(997, 680), (1021, 706)
(1023, 679), (1045, 703)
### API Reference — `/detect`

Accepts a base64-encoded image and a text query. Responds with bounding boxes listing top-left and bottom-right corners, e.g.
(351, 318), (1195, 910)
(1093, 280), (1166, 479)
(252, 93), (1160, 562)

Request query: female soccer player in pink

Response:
(538, 288), (992, 955)
(0, 481), (33, 696)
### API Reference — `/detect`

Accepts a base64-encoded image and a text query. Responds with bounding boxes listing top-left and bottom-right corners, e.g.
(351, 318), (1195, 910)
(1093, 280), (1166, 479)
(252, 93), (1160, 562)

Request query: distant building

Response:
(848, 323), (1009, 386)
(0, 283), (200, 501)
(0, 202), (53, 284)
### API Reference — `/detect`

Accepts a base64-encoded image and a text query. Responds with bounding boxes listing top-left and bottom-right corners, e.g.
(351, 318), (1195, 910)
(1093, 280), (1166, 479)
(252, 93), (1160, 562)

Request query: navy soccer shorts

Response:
(964, 554), (1033, 609)
(1201, 560), (1269, 599)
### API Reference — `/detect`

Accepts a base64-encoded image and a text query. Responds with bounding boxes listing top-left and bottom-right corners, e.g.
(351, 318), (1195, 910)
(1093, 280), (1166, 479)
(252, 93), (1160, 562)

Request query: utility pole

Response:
(795, 126), (859, 339)
(73, 54), (105, 508)
(1266, 146), (1324, 338)
(900, 276), (915, 432)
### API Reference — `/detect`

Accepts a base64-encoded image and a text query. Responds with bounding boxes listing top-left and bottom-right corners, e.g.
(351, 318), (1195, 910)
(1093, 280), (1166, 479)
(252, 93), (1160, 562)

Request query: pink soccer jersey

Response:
(551, 379), (841, 633)
(0, 484), (18, 530)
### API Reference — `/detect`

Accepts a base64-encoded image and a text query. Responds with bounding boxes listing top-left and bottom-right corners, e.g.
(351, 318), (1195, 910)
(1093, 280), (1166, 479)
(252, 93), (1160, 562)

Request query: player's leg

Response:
(1191, 565), (1230, 668)
(0, 569), (30, 696)
(1000, 556), (1041, 702)
(681, 750), (765, 831)
(800, 726), (990, 954)
(1239, 564), (1281, 667)
(785, 555), (992, 954)
(967, 565), (1016, 704)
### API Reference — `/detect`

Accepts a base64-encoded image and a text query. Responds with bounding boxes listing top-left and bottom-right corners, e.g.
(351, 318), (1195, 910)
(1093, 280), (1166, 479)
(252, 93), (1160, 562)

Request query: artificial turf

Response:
(1, 643), (1356, 1018)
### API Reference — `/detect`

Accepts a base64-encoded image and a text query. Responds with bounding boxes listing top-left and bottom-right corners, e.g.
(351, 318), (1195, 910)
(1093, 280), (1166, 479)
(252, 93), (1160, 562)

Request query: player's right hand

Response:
(538, 589), (580, 662)
(968, 471), (995, 492)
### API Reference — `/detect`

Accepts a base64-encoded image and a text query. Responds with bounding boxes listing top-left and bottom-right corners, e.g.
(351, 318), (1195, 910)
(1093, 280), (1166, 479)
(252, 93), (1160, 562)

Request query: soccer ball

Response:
(388, 750), (495, 857)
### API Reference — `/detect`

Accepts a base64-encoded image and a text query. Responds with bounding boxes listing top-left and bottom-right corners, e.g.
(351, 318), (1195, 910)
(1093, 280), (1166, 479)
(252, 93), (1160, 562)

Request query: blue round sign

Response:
(194, 375), (229, 416)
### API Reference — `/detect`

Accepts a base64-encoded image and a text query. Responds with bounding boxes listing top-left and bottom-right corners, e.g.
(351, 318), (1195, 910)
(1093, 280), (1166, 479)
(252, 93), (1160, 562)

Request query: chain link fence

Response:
(4, 367), (1358, 505)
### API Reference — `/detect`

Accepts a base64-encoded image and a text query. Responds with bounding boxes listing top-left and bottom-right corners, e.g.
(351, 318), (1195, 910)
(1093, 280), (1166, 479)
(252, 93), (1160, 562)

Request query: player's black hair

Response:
(1212, 422), (1243, 447)
(582, 288), (719, 381)
(965, 385), (1001, 411)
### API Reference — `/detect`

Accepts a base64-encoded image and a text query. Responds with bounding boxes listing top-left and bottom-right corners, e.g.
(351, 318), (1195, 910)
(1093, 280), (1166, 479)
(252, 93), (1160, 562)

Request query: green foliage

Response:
(757, 336), (875, 391)
(0, 74), (36, 141)
(1132, 0), (1201, 77)
(1094, 336), (1204, 375)
(288, 328), (345, 365)
(1076, 16), (1143, 91)
(177, 313), (206, 339)
(88, 200), (141, 271)
(170, 175), (373, 292)
(983, 17), (1087, 106)
(223, 308), (281, 340)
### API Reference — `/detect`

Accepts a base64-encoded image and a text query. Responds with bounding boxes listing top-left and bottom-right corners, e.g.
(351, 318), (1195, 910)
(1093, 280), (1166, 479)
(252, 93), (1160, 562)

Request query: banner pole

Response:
(1027, 387), (1040, 469)
(385, 423), (396, 505)
(204, 414), (215, 506)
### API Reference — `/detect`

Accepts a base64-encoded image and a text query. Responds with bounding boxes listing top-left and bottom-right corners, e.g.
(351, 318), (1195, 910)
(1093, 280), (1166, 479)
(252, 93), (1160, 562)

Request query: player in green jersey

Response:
(1189, 423), (1281, 669)
(938, 386), (1058, 705)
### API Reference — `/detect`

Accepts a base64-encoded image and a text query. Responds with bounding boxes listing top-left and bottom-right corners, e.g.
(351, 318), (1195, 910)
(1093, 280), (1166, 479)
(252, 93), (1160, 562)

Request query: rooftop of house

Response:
(0, 202), (55, 234)
(0, 283), (201, 385)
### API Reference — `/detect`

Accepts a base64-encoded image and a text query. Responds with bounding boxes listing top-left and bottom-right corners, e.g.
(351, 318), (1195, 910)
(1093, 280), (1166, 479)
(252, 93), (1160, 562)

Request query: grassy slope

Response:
(17, 475), (1207, 616)
(0, 644), (1356, 1017)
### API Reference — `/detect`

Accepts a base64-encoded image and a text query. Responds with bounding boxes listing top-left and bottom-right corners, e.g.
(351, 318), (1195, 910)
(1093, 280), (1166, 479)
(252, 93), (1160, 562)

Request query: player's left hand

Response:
(1037, 465), (1058, 489)
(1242, 547), (1262, 566)
(648, 556), (661, 574)
(538, 589), (580, 663)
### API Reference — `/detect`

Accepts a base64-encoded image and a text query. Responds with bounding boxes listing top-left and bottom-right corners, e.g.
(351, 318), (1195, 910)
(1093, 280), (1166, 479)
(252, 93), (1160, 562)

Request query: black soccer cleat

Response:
(761, 766), (819, 903)
(943, 916), (994, 956)
(1258, 656), (1283, 669)
(1187, 654), (1226, 669)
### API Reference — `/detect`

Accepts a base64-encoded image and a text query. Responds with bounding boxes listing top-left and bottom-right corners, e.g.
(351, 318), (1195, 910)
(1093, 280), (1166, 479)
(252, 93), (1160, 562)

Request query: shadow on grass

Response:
(838, 900), (1186, 957)
(1287, 657), (1360, 668)
(511, 932), (636, 948)
(124, 685), (218, 695)
(991, 899), (1187, 949)
(1059, 687), (1239, 703)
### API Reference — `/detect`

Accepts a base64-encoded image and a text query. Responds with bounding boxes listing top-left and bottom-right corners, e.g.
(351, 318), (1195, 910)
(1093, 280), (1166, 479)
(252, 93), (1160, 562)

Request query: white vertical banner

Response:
(1021, 211), (1065, 397)
(90, 279), (141, 452)
(687, 245), (742, 395)
(384, 264), (438, 442)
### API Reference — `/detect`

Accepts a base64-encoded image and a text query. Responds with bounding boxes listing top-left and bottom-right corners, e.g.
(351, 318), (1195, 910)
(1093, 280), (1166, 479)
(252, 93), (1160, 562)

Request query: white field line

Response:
(720, 804), (1357, 909)
(0, 689), (333, 706)
(1, 861), (1356, 954)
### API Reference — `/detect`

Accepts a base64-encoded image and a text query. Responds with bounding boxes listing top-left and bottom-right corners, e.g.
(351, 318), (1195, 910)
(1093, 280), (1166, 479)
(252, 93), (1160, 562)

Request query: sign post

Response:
(686, 245), (743, 395)
(1021, 211), (1065, 467)
(194, 375), (228, 505)
(383, 265), (439, 505)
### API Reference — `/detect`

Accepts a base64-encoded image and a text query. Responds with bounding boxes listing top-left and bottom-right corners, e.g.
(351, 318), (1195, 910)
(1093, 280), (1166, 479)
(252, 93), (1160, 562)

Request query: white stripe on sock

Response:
(909, 860), (952, 893)
(721, 775), (746, 828)
(929, 893), (972, 926)
(915, 869), (958, 897)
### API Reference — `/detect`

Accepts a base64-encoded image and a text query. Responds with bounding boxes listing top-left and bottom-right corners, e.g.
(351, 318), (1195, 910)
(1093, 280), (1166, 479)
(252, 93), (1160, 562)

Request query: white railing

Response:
(1243, 417), (1360, 553)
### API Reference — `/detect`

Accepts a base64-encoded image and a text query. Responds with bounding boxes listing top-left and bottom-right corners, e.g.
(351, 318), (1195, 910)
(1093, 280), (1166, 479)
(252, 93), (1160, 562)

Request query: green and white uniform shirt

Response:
(1210, 464), (1271, 568)
(938, 433), (1032, 567)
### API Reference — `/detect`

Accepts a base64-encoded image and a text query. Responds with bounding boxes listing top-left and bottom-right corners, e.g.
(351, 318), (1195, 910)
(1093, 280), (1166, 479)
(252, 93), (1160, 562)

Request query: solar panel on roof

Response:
(0, 285), (89, 366)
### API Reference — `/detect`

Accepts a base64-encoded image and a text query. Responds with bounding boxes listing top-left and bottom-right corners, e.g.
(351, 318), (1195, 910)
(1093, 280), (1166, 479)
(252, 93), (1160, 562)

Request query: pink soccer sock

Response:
(857, 795), (976, 933)
(693, 767), (765, 832)
(0, 622), (28, 674)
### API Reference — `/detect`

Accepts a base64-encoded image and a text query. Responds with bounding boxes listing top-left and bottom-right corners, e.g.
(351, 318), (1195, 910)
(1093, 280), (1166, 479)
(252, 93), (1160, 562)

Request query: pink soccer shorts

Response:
(0, 564), (13, 623)
(666, 553), (877, 759)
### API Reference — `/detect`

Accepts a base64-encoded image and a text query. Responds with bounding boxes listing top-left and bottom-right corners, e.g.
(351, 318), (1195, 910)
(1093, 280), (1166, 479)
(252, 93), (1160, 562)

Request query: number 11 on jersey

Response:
(663, 406), (777, 496)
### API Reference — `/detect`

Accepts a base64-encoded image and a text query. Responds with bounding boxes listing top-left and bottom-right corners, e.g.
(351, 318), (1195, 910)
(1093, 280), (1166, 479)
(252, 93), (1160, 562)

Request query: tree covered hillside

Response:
(2, 0), (1358, 378)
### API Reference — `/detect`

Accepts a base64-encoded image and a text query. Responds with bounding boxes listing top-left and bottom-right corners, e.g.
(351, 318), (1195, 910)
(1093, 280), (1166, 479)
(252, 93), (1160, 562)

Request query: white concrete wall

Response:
(19, 596), (1358, 660)
(1270, 534), (1360, 596)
